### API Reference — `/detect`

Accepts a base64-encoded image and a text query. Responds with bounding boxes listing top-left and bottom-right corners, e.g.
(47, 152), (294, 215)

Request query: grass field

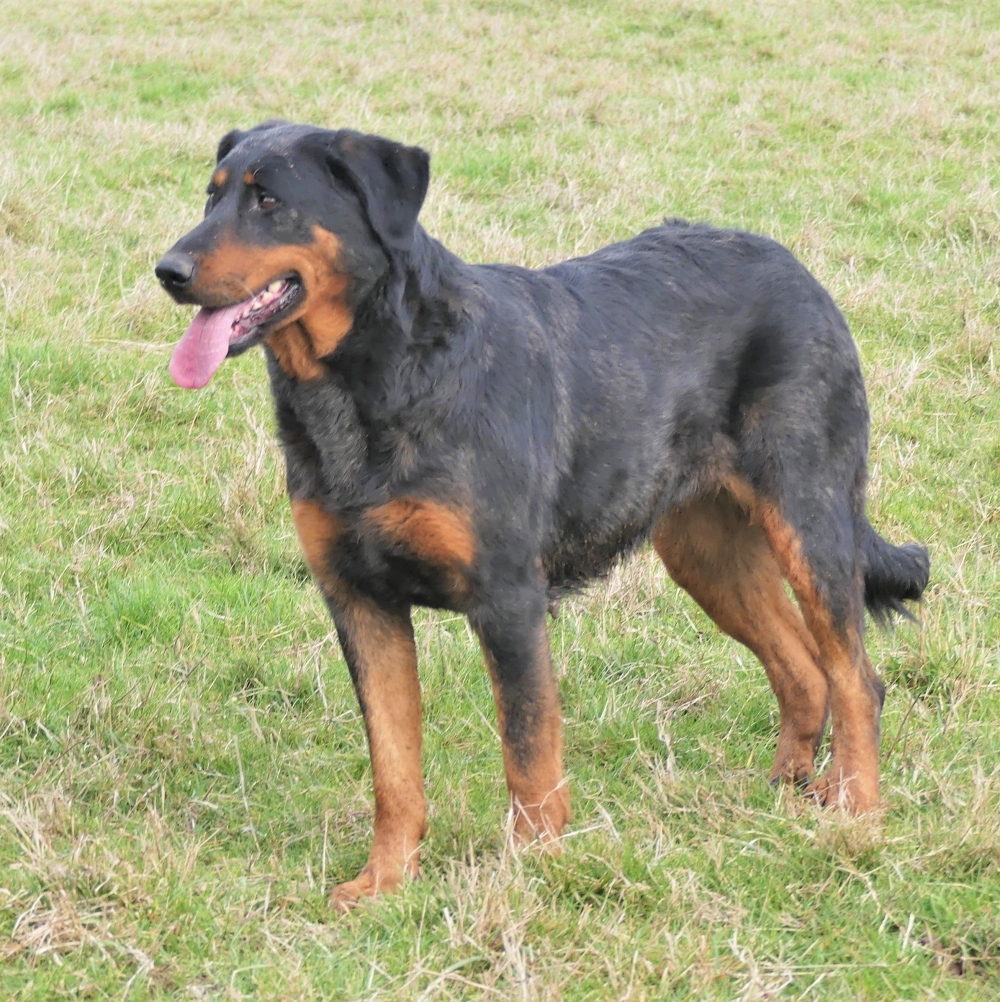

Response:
(1, 0), (999, 998)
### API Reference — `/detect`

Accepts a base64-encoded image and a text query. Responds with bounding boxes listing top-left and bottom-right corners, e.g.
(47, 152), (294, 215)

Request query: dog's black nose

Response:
(155, 251), (196, 289)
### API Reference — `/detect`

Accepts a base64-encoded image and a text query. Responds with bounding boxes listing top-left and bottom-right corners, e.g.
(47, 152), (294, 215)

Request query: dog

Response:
(156, 120), (929, 909)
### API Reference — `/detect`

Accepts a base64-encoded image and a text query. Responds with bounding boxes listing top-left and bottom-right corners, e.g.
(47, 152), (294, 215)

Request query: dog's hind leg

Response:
(653, 489), (829, 787)
(715, 285), (886, 812)
(474, 590), (570, 846)
(754, 495), (883, 813)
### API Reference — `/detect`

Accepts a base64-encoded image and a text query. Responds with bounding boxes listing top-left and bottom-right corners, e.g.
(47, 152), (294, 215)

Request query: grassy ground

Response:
(1, 0), (999, 998)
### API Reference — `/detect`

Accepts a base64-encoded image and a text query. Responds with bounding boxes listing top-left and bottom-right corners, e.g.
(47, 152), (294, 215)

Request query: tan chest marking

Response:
(365, 499), (476, 570)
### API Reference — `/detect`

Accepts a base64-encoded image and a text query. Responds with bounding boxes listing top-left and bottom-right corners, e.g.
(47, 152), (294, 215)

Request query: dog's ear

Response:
(325, 131), (430, 253)
(215, 120), (291, 164)
(216, 129), (245, 164)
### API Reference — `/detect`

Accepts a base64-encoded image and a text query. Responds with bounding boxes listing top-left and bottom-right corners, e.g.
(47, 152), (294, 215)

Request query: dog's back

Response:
(460, 222), (867, 593)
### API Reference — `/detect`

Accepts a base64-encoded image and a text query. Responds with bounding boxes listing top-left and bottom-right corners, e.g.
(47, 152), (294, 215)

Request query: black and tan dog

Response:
(156, 120), (929, 908)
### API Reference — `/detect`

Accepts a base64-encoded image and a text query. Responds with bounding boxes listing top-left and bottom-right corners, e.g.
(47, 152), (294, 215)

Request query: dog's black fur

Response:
(157, 121), (929, 906)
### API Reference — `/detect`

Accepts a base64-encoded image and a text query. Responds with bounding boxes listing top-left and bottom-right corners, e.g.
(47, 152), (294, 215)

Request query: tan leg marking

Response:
(477, 622), (569, 847)
(366, 498), (476, 567)
(654, 490), (829, 786)
(365, 498), (477, 600)
(290, 498), (345, 597)
(752, 498), (881, 813)
(330, 601), (425, 911)
(291, 497), (425, 909)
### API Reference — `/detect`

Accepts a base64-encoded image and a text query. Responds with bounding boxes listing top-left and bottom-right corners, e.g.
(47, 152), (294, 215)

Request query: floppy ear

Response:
(215, 119), (291, 164)
(325, 131), (430, 253)
(216, 129), (245, 164)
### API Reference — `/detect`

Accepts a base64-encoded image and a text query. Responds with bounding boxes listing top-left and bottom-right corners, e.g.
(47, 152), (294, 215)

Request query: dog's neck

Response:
(329, 226), (472, 424)
(271, 226), (477, 511)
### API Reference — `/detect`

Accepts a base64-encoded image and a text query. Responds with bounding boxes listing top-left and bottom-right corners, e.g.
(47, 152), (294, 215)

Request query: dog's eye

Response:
(258, 191), (279, 210)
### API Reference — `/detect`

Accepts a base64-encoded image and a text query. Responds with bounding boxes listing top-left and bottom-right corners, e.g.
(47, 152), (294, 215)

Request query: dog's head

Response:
(156, 121), (430, 388)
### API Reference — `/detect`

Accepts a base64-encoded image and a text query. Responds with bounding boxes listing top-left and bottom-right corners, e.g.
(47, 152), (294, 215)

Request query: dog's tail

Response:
(861, 519), (930, 625)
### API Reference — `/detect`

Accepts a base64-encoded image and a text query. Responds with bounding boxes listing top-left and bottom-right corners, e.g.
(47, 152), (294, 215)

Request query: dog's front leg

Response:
(329, 599), (425, 910)
(291, 499), (426, 908)
(474, 592), (570, 846)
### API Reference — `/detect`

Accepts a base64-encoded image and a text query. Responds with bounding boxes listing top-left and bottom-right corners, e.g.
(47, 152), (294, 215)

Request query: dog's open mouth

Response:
(169, 276), (303, 389)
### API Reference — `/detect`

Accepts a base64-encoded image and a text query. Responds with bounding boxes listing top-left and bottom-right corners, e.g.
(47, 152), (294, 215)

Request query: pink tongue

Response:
(169, 302), (248, 389)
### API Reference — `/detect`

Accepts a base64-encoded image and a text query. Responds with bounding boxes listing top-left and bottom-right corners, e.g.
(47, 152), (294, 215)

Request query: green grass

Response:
(1, 0), (999, 998)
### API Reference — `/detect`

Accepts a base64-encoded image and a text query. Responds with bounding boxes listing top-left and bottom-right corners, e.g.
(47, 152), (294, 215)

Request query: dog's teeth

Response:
(267, 281), (282, 292)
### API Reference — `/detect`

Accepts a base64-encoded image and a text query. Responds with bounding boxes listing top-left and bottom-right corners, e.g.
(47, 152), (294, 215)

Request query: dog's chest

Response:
(277, 372), (477, 610)
(332, 497), (477, 610)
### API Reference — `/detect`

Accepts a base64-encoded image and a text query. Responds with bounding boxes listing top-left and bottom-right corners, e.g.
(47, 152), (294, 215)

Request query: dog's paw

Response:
(328, 865), (408, 913)
(804, 765), (879, 814)
(510, 786), (571, 849)
(769, 755), (815, 790)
